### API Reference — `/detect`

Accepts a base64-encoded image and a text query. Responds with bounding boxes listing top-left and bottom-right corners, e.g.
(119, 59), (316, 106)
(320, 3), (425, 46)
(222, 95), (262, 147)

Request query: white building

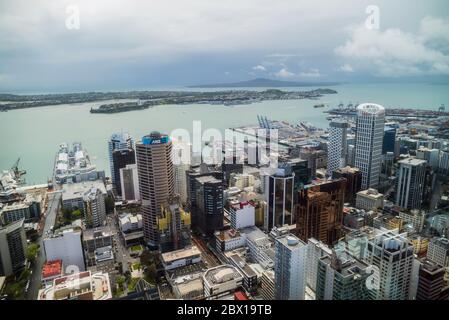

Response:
(356, 189), (384, 211)
(230, 201), (255, 230)
(327, 120), (349, 175)
(364, 229), (414, 300)
(215, 229), (246, 252)
(43, 228), (85, 272)
(354, 103), (385, 189)
(306, 238), (332, 292)
(119, 164), (140, 201)
(161, 246), (202, 271)
(84, 187), (106, 228)
(427, 237), (449, 267)
(395, 158), (427, 210)
(416, 147), (439, 169)
(274, 234), (307, 300)
(38, 271), (112, 300)
(203, 265), (243, 299)
(108, 132), (133, 186)
(61, 180), (107, 212)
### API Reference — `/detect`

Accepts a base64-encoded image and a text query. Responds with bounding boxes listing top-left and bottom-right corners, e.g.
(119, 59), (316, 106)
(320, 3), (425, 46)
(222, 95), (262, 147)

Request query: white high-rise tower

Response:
(354, 103), (385, 190)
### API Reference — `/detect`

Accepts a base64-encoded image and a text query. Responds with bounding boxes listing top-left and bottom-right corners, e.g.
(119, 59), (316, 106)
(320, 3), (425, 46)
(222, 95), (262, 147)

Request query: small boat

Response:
(314, 104), (325, 108)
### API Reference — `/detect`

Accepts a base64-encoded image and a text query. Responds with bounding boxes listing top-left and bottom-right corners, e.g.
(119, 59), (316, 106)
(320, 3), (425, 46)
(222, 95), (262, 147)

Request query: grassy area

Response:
(132, 262), (141, 271)
(127, 277), (140, 292)
(130, 245), (143, 252)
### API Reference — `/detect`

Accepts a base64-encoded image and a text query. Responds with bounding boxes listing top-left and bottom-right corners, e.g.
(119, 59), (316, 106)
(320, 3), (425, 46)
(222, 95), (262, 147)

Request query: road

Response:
(26, 191), (61, 300)
(192, 236), (220, 268)
(106, 213), (130, 274)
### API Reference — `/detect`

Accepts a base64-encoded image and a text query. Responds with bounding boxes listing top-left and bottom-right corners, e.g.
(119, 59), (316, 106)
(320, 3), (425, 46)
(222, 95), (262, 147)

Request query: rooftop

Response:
(161, 246), (201, 263)
(42, 260), (63, 279)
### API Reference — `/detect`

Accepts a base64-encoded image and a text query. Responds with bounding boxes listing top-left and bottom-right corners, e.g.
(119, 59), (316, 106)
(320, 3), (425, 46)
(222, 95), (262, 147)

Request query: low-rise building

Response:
(161, 246), (202, 271)
(38, 271), (112, 300)
(43, 227), (85, 273)
(356, 189), (384, 211)
(41, 260), (64, 287)
(203, 265), (243, 299)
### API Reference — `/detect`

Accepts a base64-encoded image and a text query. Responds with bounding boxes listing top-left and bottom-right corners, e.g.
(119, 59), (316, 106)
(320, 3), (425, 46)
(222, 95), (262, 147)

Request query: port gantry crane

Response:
(11, 157), (26, 184)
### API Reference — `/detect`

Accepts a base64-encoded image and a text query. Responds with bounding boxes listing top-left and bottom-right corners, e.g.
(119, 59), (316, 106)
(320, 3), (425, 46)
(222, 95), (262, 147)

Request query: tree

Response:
(71, 209), (82, 220)
(26, 244), (40, 263)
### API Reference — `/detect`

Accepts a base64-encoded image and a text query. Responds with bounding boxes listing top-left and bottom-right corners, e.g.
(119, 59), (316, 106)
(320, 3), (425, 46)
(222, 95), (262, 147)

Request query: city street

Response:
(26, 191), (61, 300)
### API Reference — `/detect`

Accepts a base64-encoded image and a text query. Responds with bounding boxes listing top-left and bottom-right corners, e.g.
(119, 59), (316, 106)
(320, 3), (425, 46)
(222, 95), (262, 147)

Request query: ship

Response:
(313, 104), (325, 108)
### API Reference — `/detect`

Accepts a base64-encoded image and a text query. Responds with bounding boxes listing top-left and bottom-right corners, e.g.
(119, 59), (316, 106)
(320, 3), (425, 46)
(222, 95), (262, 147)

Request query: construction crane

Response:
(11, 158), (26, 183)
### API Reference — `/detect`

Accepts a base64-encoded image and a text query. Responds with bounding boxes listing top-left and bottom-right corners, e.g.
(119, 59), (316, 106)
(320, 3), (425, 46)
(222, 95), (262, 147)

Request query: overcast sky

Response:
(1, 0), (449, 92)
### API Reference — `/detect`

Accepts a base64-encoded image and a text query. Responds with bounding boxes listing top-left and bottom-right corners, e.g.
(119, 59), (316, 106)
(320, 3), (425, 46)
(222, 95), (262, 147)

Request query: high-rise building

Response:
(354, 103), (385, 189)
(382, 126), (396, 154)
(108, 132), (133, 186)
(306, 238), (332, 292)
(112, 148), (136, 197)
(415, 259), (448, 300)
(427, 237), (449, 268)
(194, 175), (223, 237)
(296, 178), (346, 246)
(83, 187), (106, 228)
(230, 201), (255, 230)
(157, 196), (191, 252)
(327, 120), (349, 175)
(395, 158), (427, 210)
(136, 132), (174, 247)
(365, 230), (414, 300)
(332, 166), (362, 205)
(274, 234), (307, 300)
(316, 250), (372, 300)
(186, 166), (222, 234)
(299, 148), (318, 180)
(0, 219), (27, 276)
(265, 166), (295, 232)
(120, 164), (140, 201)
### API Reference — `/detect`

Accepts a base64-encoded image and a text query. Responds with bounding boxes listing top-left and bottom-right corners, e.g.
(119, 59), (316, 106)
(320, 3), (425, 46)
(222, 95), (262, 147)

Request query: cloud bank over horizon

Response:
(0, 0), (449, 91)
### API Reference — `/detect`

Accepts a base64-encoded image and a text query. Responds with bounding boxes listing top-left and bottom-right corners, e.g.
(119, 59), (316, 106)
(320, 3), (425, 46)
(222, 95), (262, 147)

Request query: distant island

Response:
(187, 77), (340, 88)
(0, 87), (337, 113)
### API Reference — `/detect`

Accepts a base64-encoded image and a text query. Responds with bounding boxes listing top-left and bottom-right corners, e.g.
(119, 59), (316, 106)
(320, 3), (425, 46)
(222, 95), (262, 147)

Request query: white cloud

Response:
(335, 16), (449, 77)
(252, 65), (266, 72)
(339, 63), (354, 72)
(299, 68), (321, 78)
(274, 68), (294, 78)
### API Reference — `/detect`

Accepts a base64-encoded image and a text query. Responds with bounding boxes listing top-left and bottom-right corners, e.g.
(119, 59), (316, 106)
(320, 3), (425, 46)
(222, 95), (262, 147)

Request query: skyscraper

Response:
(194, 175), (223, 237)
(382, 126), (396, 154)
(315, 250), (372, 300)
(158, 196), (191, 252)
(327, 120), (349, 175)
(365, 230), (414, 300)
(296, 178), (346, 246)
(136, 132), (174, 247)
(415, 259), (448, 300)
(332, 166), (362, 205)
(274, 234), (307, 300)
(112, 148), (136, 197)
(83, 187), (106, 228)
(395, 158), (427, 210)
(265, 166), (295, 232)
(120, 164), (140, 201)
(354, 103), (385, 190)
(0, 219), (27, 277)
(108, 132), (134, 186)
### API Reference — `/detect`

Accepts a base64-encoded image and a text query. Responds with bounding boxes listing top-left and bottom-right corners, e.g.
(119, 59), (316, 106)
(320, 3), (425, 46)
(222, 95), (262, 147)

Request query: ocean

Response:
(1, 82), (448, 184)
